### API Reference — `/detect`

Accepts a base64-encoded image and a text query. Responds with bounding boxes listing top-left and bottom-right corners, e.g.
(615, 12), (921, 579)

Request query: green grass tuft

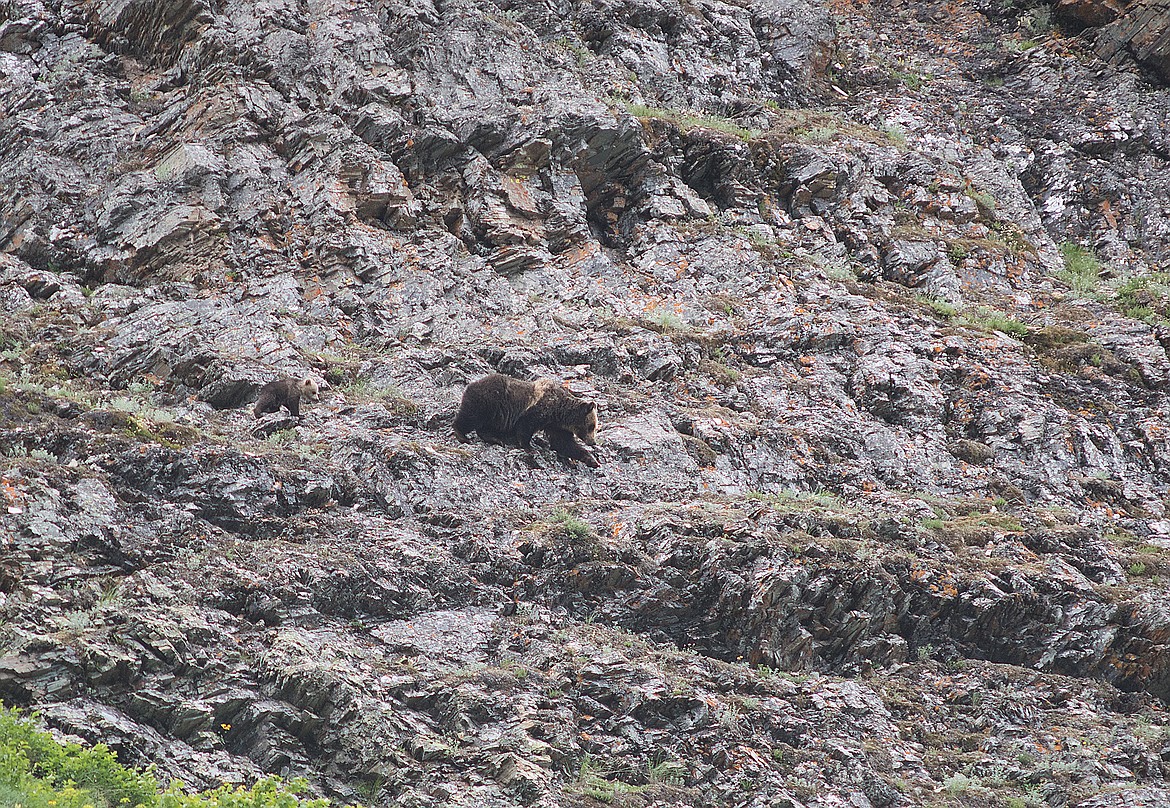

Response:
(1114, 272), (1170, 322)
(959, 306), (1029, 339)
(1058, 241), (1102, 296)
(622, 102), (757, 141)
(552, 509), (592, 540)
(917, 296), (958, 319)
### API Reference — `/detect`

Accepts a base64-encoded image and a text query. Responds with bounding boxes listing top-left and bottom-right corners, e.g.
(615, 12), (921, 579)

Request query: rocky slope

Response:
(4, 0), (1170, 805)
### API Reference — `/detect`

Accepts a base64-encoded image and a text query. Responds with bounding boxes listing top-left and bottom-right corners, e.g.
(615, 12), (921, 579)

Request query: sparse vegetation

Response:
(647, 759), (686, 786)
(964, 184), (997, 218)
(266, 428), (297, 445)
(889, 66), (930, 91)
(1, 446), (54, 462)
(883, 123), (907, 147)
(748, 488), (851, 513)
(918, 295), (958, 319)
(820, 255), (858, 282)
(1022, 5), (1053, 33)
(1003, 37), (1039, 53)
(552, 36), (591, 68)
(1113, 272), (1170, 322)
(621, 102), (757, 140)
(571, 755), (645, 803)
(943, 772), (972, 794)
(698, 357), (741, 386)
(796, 124), (839, 143)
(550, 508), (592, 540)
(644, 308), (687, 333)
(1058, 241), (1102, 295)
(338, 379), (419, 415)
(0, 706), (354, 808)
(959, 306), (1029, 339)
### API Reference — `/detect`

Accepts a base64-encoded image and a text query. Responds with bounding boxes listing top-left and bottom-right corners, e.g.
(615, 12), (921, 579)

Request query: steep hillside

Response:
(3, 0), (1170, 805)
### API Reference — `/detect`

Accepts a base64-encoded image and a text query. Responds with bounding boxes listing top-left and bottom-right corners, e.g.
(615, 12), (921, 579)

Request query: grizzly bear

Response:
(454, 374), (599, 467)
(253, 377), (319, 418)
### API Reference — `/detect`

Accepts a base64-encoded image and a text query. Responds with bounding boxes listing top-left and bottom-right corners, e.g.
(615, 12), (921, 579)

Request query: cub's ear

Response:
(587, 401), (597, 411)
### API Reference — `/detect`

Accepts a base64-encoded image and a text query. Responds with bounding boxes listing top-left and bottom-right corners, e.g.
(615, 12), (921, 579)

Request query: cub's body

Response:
(254, 377), (319, 418)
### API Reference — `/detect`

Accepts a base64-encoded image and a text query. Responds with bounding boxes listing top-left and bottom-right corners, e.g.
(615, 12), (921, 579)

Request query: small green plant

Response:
(552, 509), (592, 540)
(698, 358), (741, 386)
(718, 703), (742, 729)
(960, 306), (1029, 338)
(573, 755), (645, 803)
(889, 67), (929, 91)
(796, 124), (839, 143)
(266, 428), (297, 445)
(1004, 38), (1039, 53)
(1023, 5), (1053, 33)
(1, 705), (360, 808)
(647, 759), (686, 786)
(1114, 272), (1170, 321)
(552, 36), (591, 67)
(1129, 562), (1148, 577)
(645, 308), (686, 333)
(946, 241), (970, 263)
(964, 184), (997, 217)
(883, 123), (907, 147)
(2, 446), (54, 461)
(622, 102), (757, 140)
(821, 256), (857, 282)
(943, 773), (971, 794)
(782, 489), (842, 509)
(918, 296), (958, 319)
(1058, 241), (1102, 295)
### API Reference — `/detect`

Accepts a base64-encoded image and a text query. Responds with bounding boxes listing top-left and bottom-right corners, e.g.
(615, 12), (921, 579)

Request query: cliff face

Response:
(4, 0), (1170, 805)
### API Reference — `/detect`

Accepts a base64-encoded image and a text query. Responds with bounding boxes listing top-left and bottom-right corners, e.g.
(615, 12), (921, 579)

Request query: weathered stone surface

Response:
(3, 0), (1170, 805)
(1095, 1), (1170, 80)
(1058, 0), (1130, 28)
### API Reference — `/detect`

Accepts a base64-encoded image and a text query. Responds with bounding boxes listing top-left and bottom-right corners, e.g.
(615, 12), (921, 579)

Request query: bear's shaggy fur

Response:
(253, 377), (319, 418)
(454, 374), (599, 467)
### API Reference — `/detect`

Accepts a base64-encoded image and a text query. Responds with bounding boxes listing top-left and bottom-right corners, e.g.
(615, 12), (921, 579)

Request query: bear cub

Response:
(254, 377), (319, 418)
(454, 374), (599, 467)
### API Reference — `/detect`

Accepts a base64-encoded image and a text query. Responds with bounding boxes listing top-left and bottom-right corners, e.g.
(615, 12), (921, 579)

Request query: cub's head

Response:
(572, 400), (598, 445)
(300, 377), (320, 401)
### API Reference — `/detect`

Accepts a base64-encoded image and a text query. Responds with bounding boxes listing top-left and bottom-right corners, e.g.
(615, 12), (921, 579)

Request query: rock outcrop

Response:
(3, 0), (1170, 805)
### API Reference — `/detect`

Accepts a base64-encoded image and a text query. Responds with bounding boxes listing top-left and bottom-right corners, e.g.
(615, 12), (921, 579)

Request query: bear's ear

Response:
(588, 401), (597, 411)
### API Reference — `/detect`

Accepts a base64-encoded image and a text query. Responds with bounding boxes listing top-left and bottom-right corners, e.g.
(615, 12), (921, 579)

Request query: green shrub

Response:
(0, 706), (356, 808)
(157, 779), (332, 808)
(552, 509), (592, 540)
(0, 706), (159, 807)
